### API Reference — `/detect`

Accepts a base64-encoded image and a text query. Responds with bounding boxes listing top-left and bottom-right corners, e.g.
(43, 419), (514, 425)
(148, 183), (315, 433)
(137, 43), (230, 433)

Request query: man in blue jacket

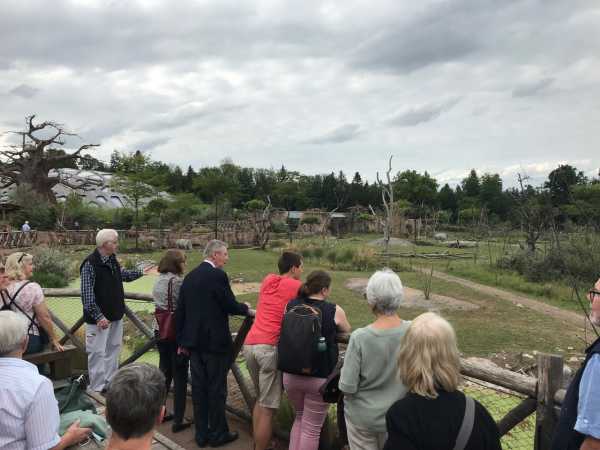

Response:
(553, 278), (600, 450)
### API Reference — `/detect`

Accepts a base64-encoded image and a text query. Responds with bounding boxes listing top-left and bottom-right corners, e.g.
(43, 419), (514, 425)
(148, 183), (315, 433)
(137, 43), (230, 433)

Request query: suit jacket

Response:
(176, 261), (249, 353)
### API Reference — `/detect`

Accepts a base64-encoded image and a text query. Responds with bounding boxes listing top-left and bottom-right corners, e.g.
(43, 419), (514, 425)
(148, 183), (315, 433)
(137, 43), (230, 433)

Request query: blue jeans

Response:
(25, 334), (46, 374)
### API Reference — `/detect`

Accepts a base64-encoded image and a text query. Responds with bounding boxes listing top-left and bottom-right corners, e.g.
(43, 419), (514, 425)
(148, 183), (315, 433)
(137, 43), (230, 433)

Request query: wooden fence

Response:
(44, 288), (568, 450)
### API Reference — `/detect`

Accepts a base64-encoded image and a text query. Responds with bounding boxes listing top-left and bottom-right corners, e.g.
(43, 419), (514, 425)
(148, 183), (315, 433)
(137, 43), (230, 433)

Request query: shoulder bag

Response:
(155, 277), (177, 341)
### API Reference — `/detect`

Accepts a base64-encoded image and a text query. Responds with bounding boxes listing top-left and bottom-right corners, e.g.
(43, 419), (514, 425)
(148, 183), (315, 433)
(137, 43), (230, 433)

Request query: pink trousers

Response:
(283, 373), (329, 450)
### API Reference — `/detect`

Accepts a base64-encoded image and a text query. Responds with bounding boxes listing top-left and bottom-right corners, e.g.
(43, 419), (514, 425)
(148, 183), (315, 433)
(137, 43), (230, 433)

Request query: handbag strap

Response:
(166, 277), (175, 312)
(453, 395), (475, 450)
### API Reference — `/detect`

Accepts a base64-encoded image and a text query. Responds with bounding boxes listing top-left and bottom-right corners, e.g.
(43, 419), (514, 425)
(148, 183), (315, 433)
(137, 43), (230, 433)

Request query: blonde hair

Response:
(5, 252), (33, 281)
(397, 312), (461, 398)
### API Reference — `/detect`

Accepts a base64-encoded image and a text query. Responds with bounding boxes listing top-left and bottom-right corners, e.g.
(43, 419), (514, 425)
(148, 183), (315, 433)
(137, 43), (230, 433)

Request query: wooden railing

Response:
(45, 289), (568, 450)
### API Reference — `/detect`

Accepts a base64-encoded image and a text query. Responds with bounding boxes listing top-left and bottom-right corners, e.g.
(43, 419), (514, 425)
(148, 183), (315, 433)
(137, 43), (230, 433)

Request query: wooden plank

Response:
(59, 316), (85, 346)
(23, 345), (77, 365)
(124, 305), (154, 339)
(50, 311), (85, 352)
(534, 353), (563, 450)
(230, 362), (255, 412)
(460, 358), (538, 397)
(119, 336), (158, 367)
(497, 397), (537, 436)
(231, 316), (253, 360)
(44, 288), (154, 302)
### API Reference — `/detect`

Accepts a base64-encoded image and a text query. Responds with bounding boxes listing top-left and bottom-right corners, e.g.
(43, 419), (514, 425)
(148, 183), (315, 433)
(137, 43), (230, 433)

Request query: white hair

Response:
(365, 268), (404, 315)
(96, 229), (119, 248)
(203, 239), (227, 258)
(0, 311), (29, 356)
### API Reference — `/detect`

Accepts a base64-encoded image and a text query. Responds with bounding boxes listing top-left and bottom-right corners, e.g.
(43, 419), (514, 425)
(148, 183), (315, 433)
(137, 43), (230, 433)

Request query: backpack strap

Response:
(453, 395), (475, 450)
(6, 281), (37, 334)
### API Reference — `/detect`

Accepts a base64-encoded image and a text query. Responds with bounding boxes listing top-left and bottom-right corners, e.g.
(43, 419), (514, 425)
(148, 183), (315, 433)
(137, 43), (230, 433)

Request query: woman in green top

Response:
(339, 268), (410, 450)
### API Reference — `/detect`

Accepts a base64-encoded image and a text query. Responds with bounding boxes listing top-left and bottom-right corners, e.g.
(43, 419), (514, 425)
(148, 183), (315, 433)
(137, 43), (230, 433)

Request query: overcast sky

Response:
(1, 0), (599, 187)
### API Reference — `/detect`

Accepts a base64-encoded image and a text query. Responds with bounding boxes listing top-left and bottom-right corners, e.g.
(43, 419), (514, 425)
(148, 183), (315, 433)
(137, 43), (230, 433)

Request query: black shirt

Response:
(384, 390), (502, 450)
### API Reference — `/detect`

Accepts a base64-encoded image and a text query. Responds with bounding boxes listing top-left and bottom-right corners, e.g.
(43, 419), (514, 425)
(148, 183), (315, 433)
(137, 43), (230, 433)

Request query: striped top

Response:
(0, 357), (60, 450)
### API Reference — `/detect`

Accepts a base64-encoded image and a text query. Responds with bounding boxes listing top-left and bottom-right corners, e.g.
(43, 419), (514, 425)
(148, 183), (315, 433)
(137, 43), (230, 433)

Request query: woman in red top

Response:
(243, 252), (303, 450)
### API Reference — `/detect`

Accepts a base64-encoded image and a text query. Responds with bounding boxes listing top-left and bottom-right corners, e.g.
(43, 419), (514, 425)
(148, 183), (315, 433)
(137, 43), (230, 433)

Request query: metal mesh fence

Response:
(463, 377), (535, 450)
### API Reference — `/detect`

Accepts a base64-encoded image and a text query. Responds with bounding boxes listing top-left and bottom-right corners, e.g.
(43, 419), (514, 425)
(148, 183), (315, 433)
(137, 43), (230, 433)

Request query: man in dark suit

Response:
(176, 239), (254, 448)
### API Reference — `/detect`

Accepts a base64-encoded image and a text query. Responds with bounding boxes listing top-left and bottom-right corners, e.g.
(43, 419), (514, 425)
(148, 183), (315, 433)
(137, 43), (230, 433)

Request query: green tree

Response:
(394, 170), (439, 210)
(110, 150), (156, 249)
(544, 164), (587, 206)
(461, 169), (480, 198)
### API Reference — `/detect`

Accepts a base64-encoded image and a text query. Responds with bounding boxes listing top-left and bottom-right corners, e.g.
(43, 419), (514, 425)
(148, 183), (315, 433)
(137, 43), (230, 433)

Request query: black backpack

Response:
(277, 303), (323, 376)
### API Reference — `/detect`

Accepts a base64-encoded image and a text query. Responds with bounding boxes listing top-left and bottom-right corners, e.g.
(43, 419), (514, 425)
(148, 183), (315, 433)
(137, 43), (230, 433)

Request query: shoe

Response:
(209, 431), (239, 447)
(195, 437), (209, 447)
(162, 412), (174, 423)
(100, 387), (108, 395)
(172, 422), (192, 433)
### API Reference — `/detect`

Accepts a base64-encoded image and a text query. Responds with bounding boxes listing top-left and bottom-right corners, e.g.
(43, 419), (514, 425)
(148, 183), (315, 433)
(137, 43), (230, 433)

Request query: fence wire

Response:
(463, 376), (535, 450)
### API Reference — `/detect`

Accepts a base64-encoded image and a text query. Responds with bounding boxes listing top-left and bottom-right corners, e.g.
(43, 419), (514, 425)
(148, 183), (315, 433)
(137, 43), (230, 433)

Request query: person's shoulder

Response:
(350, 326), (369, 340)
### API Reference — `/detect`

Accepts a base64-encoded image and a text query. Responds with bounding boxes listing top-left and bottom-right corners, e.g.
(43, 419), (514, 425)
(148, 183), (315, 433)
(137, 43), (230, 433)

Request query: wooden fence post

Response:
(535, 353), (563, 450)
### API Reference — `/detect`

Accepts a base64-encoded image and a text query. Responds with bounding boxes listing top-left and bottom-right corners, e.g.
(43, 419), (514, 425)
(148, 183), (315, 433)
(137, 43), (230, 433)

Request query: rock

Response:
(516, 303), (524, 308)
(522, 353), (534, 360)
(434, 232), (448, 241)
(569, 357), (580, 363)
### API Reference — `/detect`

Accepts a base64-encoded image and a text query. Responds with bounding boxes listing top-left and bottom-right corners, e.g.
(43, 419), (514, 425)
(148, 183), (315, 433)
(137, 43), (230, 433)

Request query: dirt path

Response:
(417, 267), (586, 328)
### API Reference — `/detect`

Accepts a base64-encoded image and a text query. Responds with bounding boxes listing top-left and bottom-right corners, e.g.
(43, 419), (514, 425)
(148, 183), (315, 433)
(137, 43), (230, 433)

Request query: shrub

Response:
(271, 221), (288, 233)
(337, 248), (355, 265)
(351, 247), (378, 271)
(313, 247), (324, 259)
(30, 248), (73, 288)
(269, 239), (285, 249)
(326, 250), (338, 267)
(300, 247), (314, 259)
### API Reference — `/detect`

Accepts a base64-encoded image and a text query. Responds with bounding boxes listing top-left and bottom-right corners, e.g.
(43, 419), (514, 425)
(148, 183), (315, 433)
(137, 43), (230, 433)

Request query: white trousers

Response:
(346, 418), (387, 450)
(86, 320), (123, 392)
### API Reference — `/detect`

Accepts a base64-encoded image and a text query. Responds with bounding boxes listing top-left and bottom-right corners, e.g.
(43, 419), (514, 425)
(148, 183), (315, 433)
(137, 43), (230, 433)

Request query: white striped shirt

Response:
(0, 357), (60, 450)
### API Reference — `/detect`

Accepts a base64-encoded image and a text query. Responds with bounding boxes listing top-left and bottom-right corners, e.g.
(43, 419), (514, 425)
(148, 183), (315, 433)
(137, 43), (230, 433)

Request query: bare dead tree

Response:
(250, 196), (273, 250)
(0, 115), (99, 202)
(512, 173), (555, 253)
(320, 206), (339, 239)
(369, 155), (395, 255)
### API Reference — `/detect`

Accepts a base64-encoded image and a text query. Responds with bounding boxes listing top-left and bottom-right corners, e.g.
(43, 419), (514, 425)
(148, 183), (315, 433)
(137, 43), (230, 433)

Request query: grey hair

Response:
(365, 268), (404, 316)
(203, 239), (227, 258)
(0, 311), (29, 356)
(105, 363), (166, 440)
(96, 229), (118, 248)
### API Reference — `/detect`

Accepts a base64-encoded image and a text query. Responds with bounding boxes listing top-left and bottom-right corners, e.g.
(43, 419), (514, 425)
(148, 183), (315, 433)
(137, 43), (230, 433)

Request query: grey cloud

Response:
(385, 98), (460, 127)
(9, 83), (39, 98)
(512, 78), (554, 97)
(140, 101), (247, 132)
(131, 136), (171, 151)
(305, 124), (362, 145)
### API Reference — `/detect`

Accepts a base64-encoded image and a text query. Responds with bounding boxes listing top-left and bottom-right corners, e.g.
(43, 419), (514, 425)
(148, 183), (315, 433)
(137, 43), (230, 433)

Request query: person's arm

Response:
(339, 331), (361, 395)
(121, 266), (143, 282)
(80, 262), (104, 323)
(32, 300), (63, 351)
(576, 355), (600, 447)
(334, 304), (351, 333)
(26, 379), (90, 450)
(218, 271), (250, 316)
(383, 407), (418, 450)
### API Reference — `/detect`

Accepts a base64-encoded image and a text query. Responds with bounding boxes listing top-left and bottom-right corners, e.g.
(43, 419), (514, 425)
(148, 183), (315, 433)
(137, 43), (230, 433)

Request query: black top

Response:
(176, 261), (249, 353)
(80, 249), (125, 324)
(384, 390), (502, 450)
(552, 336), (600, 450)
(286, 297), (338, 378)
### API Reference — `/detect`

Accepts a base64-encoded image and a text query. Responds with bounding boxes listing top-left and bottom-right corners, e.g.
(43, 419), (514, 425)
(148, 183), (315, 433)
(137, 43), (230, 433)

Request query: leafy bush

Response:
(337, 248), (355, 265)
(351, 247), (378, 271)
(30, 248), (74, 288)
(313, 247), (324, 259)
(326, 250), (338, 267)
(271, 221), (288, 233)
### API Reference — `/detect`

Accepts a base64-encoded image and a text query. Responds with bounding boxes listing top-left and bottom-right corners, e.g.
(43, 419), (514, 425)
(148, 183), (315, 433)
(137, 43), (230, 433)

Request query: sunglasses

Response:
(18, 253), (30, 264)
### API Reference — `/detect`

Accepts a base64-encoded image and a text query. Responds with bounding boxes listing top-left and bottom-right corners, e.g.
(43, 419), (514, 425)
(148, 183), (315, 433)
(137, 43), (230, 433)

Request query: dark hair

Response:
(278, 252), (303, 275)
(299, 270), (331, 297)
(158, 249), (186, 275)
(105, 364), (166, 440)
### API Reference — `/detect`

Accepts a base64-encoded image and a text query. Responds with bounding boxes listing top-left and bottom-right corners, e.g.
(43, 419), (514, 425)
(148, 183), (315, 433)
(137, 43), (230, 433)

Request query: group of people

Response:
(0, 226), (599, 450)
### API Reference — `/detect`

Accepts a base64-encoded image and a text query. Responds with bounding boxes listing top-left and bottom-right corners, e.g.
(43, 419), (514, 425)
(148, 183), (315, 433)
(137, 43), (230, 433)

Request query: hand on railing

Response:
(51, 339), (65, 352)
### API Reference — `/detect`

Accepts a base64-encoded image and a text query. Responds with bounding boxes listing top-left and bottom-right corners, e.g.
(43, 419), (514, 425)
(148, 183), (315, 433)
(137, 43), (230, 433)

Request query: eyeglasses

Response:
(17, 253), (29, 264)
